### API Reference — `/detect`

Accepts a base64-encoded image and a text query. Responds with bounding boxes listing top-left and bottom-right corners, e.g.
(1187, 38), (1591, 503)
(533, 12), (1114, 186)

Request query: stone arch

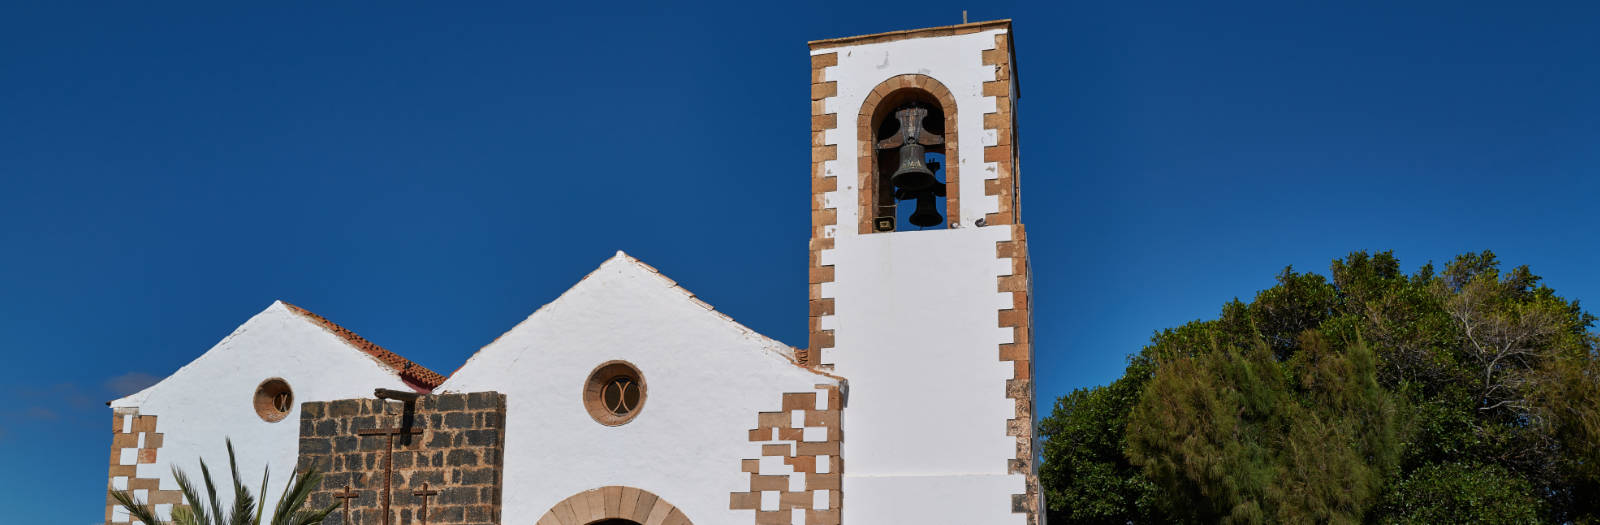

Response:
(856, 73), (961, 233)
(536, 486), (691, 525)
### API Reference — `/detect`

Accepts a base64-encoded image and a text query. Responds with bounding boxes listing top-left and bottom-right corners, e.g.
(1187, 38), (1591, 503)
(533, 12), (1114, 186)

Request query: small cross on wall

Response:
(332, 484), (359, 524)
(413, 482), (441, 525)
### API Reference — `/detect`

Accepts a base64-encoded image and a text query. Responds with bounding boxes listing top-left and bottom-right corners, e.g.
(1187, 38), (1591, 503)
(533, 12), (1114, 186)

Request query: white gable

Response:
(109, 301), (422, 519)
(441, 251), (838, 521)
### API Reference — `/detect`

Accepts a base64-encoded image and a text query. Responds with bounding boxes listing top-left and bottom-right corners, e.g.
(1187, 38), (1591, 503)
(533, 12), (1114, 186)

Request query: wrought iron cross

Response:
(332, 484), (359, 524)
(413, 482), (440, 525)
(356, 423), (422, 525)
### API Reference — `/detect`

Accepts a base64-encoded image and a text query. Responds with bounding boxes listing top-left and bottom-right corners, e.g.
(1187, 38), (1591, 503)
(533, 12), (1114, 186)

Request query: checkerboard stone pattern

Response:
(105, 410), (184, 524)
(730, 385), (843, 525)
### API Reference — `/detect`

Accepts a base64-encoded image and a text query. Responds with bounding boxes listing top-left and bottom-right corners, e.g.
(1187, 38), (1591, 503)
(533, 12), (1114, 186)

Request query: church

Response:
(104, 20), (1037, 525)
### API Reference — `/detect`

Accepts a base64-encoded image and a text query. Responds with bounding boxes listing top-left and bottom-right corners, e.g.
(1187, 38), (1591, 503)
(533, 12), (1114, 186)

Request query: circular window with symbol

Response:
(584, 361), (647, 426)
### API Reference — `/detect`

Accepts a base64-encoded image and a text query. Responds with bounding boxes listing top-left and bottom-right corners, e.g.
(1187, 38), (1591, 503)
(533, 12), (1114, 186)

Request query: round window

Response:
(253, 378), (294, 422)
(584, 361), (646, 426)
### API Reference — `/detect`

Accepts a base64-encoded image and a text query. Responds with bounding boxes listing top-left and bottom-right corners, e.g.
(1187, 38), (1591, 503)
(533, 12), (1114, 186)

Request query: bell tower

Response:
(806, 20), (1037, 525)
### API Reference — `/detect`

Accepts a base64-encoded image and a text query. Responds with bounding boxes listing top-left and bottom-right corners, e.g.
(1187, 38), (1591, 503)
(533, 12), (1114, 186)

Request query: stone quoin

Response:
(105, 20), (1037, 525)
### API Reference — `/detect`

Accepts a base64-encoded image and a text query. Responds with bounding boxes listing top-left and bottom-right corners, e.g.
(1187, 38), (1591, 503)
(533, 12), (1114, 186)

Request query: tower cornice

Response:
(807, 19), (1011, 50)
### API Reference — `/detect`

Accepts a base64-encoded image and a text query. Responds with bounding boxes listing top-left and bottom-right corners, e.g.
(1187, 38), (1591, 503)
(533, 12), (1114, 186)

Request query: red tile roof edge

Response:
(279, 301), (447, 390)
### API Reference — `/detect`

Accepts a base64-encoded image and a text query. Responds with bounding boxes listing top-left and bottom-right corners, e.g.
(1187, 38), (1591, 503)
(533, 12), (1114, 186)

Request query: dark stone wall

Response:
(297, 392), (505, 525)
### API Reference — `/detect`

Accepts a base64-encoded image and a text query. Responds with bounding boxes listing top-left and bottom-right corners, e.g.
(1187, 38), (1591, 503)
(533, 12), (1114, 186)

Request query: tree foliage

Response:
(1040, 251), (1600, 523)
(1377, 462), (1544, 524)
(1039, 355), (1162, 523)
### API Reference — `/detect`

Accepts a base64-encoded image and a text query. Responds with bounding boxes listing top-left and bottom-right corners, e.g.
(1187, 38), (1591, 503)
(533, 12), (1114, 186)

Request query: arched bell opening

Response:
(872, 89), (948, 231)
(860, 78), (960, 234)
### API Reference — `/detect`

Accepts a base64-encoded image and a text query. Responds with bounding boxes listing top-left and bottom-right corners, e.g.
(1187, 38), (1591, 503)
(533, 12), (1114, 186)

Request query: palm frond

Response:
(255, 463), (270, 525)
(224, 439), (256, 525)
(172, 465), (211, 525)
(271, 468), (301, 522)
(110, 488), (164, 525)
(272, 467), (334, 525)
(199, 456), (224, 524)
(285, 501), (339, 525)
(115, 438), (336, 525)
(172, 504), (199, 525)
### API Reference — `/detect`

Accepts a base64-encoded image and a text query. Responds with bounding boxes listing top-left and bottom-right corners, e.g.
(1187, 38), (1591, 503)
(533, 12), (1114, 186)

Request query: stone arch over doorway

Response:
(536, 486), (691, 525)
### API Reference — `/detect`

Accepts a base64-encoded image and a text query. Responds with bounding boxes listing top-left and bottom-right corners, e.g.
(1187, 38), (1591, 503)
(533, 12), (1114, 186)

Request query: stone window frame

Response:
(252, 377), (294, 423)
(856, 74), (961, 234)
(583, 360), (648, 426)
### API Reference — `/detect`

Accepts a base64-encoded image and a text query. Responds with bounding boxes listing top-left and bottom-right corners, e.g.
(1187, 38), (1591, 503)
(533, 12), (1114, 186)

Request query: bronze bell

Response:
(891, 142), (938, 192)
(908, 189), (944, 227)
(894, 169), (946, 228)
(877, 104), (945, 193)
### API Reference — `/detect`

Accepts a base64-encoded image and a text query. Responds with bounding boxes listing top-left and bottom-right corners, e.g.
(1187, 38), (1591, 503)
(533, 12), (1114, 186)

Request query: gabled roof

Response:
(279, 301), (447, 389)
(441, 251), (838, 388)
(608, 251), (809, 364)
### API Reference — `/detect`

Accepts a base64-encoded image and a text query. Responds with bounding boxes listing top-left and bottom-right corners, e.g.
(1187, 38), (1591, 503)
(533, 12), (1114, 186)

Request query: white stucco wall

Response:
(108, 301), (419, 521)
(813, 28), (1030, 525)
(825, 227), (1027, 525)
(439, 252), (838, 524)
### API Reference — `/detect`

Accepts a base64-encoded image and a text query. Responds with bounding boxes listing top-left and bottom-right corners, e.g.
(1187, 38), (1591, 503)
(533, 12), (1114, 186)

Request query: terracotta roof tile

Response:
(279, 301), (446, 390)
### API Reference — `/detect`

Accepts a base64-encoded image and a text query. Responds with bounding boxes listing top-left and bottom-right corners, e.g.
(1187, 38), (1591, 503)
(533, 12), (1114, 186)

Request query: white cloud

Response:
(105, 372), (160, 397)
(26, 407), (57, 420)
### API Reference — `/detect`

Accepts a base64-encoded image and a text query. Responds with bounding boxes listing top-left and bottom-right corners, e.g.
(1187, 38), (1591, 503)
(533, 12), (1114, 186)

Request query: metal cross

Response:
(413, 482), (440, 525)
(332, 484), (359, 524)
(356, 423), (422, 525)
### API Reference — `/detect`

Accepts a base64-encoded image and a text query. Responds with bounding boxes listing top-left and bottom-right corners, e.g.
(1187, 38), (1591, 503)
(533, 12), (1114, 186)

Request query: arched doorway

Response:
(538, 486), (691, 525)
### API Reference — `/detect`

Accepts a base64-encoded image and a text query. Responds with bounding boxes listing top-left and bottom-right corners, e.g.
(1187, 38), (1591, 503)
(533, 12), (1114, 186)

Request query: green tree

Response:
(1126, 331), (1397, 524)
(1376, 462), (1544, 524)
(1039, 251), (1600, 523)
(1039, 355), (1164, 523)
(110, 439), (337, 525)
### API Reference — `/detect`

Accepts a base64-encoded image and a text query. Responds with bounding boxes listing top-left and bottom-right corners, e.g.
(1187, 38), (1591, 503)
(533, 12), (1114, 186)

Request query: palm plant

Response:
(110, 438), (338, 525)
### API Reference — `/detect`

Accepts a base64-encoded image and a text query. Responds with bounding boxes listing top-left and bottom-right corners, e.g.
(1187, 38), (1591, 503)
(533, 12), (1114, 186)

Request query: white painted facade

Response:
(107, 302), (421, 522)
(440, 253), (839, 523)
(812, 27), (1031, 525)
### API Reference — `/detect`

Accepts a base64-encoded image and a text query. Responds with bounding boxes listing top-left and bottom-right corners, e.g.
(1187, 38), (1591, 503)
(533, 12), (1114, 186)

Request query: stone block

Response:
(295, 391), (506, 524)
(466, 392), (499, 410)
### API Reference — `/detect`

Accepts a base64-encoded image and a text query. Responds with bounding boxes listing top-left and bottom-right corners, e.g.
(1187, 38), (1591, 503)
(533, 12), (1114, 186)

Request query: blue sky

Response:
(3, 2), (1598, 521)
